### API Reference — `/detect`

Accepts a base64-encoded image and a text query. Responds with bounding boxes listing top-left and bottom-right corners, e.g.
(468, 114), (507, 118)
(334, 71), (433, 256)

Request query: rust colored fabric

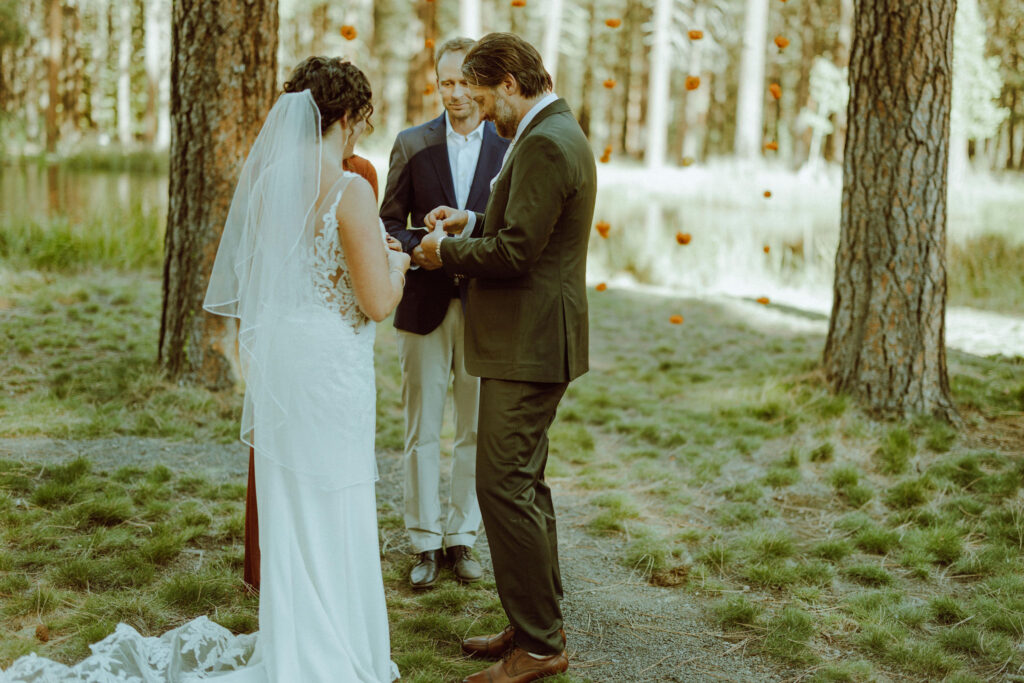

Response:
(242, 154), (378, 592)
(244, 447), (260, 591)
(344, 154), (379, 200)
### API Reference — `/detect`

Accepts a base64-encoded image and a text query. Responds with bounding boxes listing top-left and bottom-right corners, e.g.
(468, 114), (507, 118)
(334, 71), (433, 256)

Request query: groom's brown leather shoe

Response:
(462, 648), (569, 683)
(409, 549), (441, 589)
(462, 626), (566, 660)
(462, 625), (516, 659)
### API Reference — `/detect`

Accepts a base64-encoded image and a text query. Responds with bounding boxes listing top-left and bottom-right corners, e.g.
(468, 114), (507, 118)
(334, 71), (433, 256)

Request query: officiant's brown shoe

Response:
(410, 550), (441, 589)
(447, 545), (483, 583)
(462, 626), (566, 660)
(462, 648), (568, 683)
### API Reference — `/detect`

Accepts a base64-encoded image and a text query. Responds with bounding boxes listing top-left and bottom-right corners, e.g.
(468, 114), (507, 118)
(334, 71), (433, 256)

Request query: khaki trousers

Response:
(398, 299), (481, 553)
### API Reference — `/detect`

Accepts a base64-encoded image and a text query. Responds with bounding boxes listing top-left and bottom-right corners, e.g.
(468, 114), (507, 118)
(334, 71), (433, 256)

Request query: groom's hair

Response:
(461, 33), (552, 98)
(283, 57), (374, 135)
(434, 37), (476, 75)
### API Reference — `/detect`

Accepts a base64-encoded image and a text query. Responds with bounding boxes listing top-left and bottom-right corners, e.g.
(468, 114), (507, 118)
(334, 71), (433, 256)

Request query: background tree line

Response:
(1, 0), (1021, 173)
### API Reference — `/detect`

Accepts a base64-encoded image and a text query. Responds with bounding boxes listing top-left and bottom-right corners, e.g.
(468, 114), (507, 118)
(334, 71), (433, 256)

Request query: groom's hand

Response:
(425, 206), (469, 235)
(417, 223), (446, 270)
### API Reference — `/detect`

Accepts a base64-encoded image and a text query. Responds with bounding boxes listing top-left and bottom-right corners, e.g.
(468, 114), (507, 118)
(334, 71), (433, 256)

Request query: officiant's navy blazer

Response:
(380, 114), (508, 335)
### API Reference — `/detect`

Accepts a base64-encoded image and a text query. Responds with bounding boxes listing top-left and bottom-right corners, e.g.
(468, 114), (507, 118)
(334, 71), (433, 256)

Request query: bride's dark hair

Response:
(283, 57), (374, 134)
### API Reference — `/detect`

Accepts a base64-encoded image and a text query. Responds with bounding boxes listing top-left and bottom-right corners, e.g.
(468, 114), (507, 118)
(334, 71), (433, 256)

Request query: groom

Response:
(418, 32), (597, 683)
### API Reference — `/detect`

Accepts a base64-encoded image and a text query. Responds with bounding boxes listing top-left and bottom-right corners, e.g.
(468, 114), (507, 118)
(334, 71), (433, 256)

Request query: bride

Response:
(3, 58), (410, 682)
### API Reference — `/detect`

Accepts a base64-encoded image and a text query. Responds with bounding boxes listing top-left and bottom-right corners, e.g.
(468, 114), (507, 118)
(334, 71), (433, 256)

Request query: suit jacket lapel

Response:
(425, 115), (457, 208)
(466, 123), (504, 213)
(493, 99), (571, 182)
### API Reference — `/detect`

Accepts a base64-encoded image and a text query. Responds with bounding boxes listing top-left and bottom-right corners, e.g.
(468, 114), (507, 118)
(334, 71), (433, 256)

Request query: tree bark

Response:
(829, 0), (854, 162)
(46, 0), (61, 154)
(160, 0), (279, 388)
(823, 0), (959, 422)
(645, 0), (672, 168)
(577, 0), (596, 138)
(541, 0), (563, 85)
(116, 0), (131, 146)
(734, 0), (769, 160)
(404, 1), (436, 126)
(461, 0), (482, 38)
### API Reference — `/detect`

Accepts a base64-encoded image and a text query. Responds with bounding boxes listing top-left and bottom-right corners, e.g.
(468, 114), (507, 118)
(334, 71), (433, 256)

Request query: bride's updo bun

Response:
(283, 57), (374, 134)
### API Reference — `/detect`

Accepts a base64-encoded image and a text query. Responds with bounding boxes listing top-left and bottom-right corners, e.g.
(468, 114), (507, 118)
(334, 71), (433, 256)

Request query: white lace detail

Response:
(2, 617), (256, 682)
(309, 172), (376, 331)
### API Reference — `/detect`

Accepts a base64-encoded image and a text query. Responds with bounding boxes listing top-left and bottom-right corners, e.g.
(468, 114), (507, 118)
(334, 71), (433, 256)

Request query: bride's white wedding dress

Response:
(3, 92), (400, 683)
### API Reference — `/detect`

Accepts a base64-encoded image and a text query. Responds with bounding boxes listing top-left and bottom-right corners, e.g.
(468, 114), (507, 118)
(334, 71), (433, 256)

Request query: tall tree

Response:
(46, 0), (61, 154)
(116, 0), (131, 145)
(645, 0), (672, 168)
(404, 0), (436, 126)
(823, 0), (959, 421)
(734, 0), (768, 160)
(159, 0), (279, 387)
(461, 0), (482, 38)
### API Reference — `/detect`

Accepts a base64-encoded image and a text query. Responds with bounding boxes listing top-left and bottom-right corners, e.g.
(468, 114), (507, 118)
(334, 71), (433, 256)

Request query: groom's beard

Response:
(493, 94), (519, 139)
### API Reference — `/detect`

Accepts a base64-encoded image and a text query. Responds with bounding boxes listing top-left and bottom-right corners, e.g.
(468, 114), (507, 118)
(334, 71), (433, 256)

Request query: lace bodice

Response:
(309, 172), (387, 330)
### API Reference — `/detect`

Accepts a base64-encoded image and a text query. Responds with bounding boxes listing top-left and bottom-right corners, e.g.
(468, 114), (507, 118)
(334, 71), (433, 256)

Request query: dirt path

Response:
(1, 437), (791, 682)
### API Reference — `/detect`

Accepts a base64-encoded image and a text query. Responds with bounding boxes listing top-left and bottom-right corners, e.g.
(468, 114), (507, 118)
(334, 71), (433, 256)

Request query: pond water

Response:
(3, 161), (1022, 317)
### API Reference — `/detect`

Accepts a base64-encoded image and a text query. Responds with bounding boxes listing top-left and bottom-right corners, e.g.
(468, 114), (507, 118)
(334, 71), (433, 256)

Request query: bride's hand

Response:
(385, 235), (403, 252)
(388, 248), (411, 275)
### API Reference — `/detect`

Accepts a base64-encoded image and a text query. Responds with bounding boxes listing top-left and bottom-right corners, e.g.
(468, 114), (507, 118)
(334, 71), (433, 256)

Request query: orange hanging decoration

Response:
(595, 221), (611, 238)
(763, 190), (772, 198)
(425, 38), (435, 50)
(774, 36), (790, 50)
(599, 145), (612, 163)
(756, 297), (771, 305)
(340, 25), (358, 40)
(423, 84), (435, 95)
(596, 283), (608, 292)
(511, 0), (526, 6)
(669, 315), (684, 325)
(764, 141), (779, 151)
(605, 18), (622, 28)
(688, 30), (703, 40)
(769, 83), (782, 100)
(763, 245), (771, 253)
(603, 79), (617, 89)
(676, 232), (692, 245)
(685, 76), (701, 91)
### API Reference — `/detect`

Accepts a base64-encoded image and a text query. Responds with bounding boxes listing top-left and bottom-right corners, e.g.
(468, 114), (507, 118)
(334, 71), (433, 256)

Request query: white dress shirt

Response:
(446, 113), (485, 220)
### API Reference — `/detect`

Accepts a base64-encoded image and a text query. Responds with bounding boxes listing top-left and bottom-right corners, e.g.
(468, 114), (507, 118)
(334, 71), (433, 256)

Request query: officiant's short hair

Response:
(435, 38), (476, 74)
(462, 33), (552, 99)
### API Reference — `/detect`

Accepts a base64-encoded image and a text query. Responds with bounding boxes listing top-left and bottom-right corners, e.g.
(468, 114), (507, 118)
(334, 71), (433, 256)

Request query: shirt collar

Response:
(511, 92), (558, 145)
(445, 111), (485, 141)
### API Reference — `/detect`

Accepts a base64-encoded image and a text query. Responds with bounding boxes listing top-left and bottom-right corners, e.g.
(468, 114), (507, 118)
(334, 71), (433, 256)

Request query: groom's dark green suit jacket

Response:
(439, 99), (597, 384)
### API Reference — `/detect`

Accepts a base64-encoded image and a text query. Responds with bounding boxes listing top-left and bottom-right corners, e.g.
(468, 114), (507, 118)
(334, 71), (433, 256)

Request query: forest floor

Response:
(2, 269), (1024, 682)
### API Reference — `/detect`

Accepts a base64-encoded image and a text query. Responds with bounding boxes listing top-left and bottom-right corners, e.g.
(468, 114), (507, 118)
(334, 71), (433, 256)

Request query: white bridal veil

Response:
(203, 90), (376, 491)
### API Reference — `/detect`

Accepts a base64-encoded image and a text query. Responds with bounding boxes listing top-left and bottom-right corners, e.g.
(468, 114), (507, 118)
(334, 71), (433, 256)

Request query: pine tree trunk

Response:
(645, 0), (671, 168)
(823, 0), (959, 422)
(577, 0), (596, 138)
(46, 0), (61, 154)
(159, 0), (279, 388)
(541, 0), (563, 84)
(116, 0), (131, 146)
(829, 0), (854, 162)
(734, 0), (769, 160)
(404, 2), (436, 127)
(461, 0), (481, 38)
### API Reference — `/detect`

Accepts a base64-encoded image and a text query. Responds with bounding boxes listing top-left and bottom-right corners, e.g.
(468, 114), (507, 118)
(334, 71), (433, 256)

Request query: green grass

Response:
(2, 268), (1023, 680)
